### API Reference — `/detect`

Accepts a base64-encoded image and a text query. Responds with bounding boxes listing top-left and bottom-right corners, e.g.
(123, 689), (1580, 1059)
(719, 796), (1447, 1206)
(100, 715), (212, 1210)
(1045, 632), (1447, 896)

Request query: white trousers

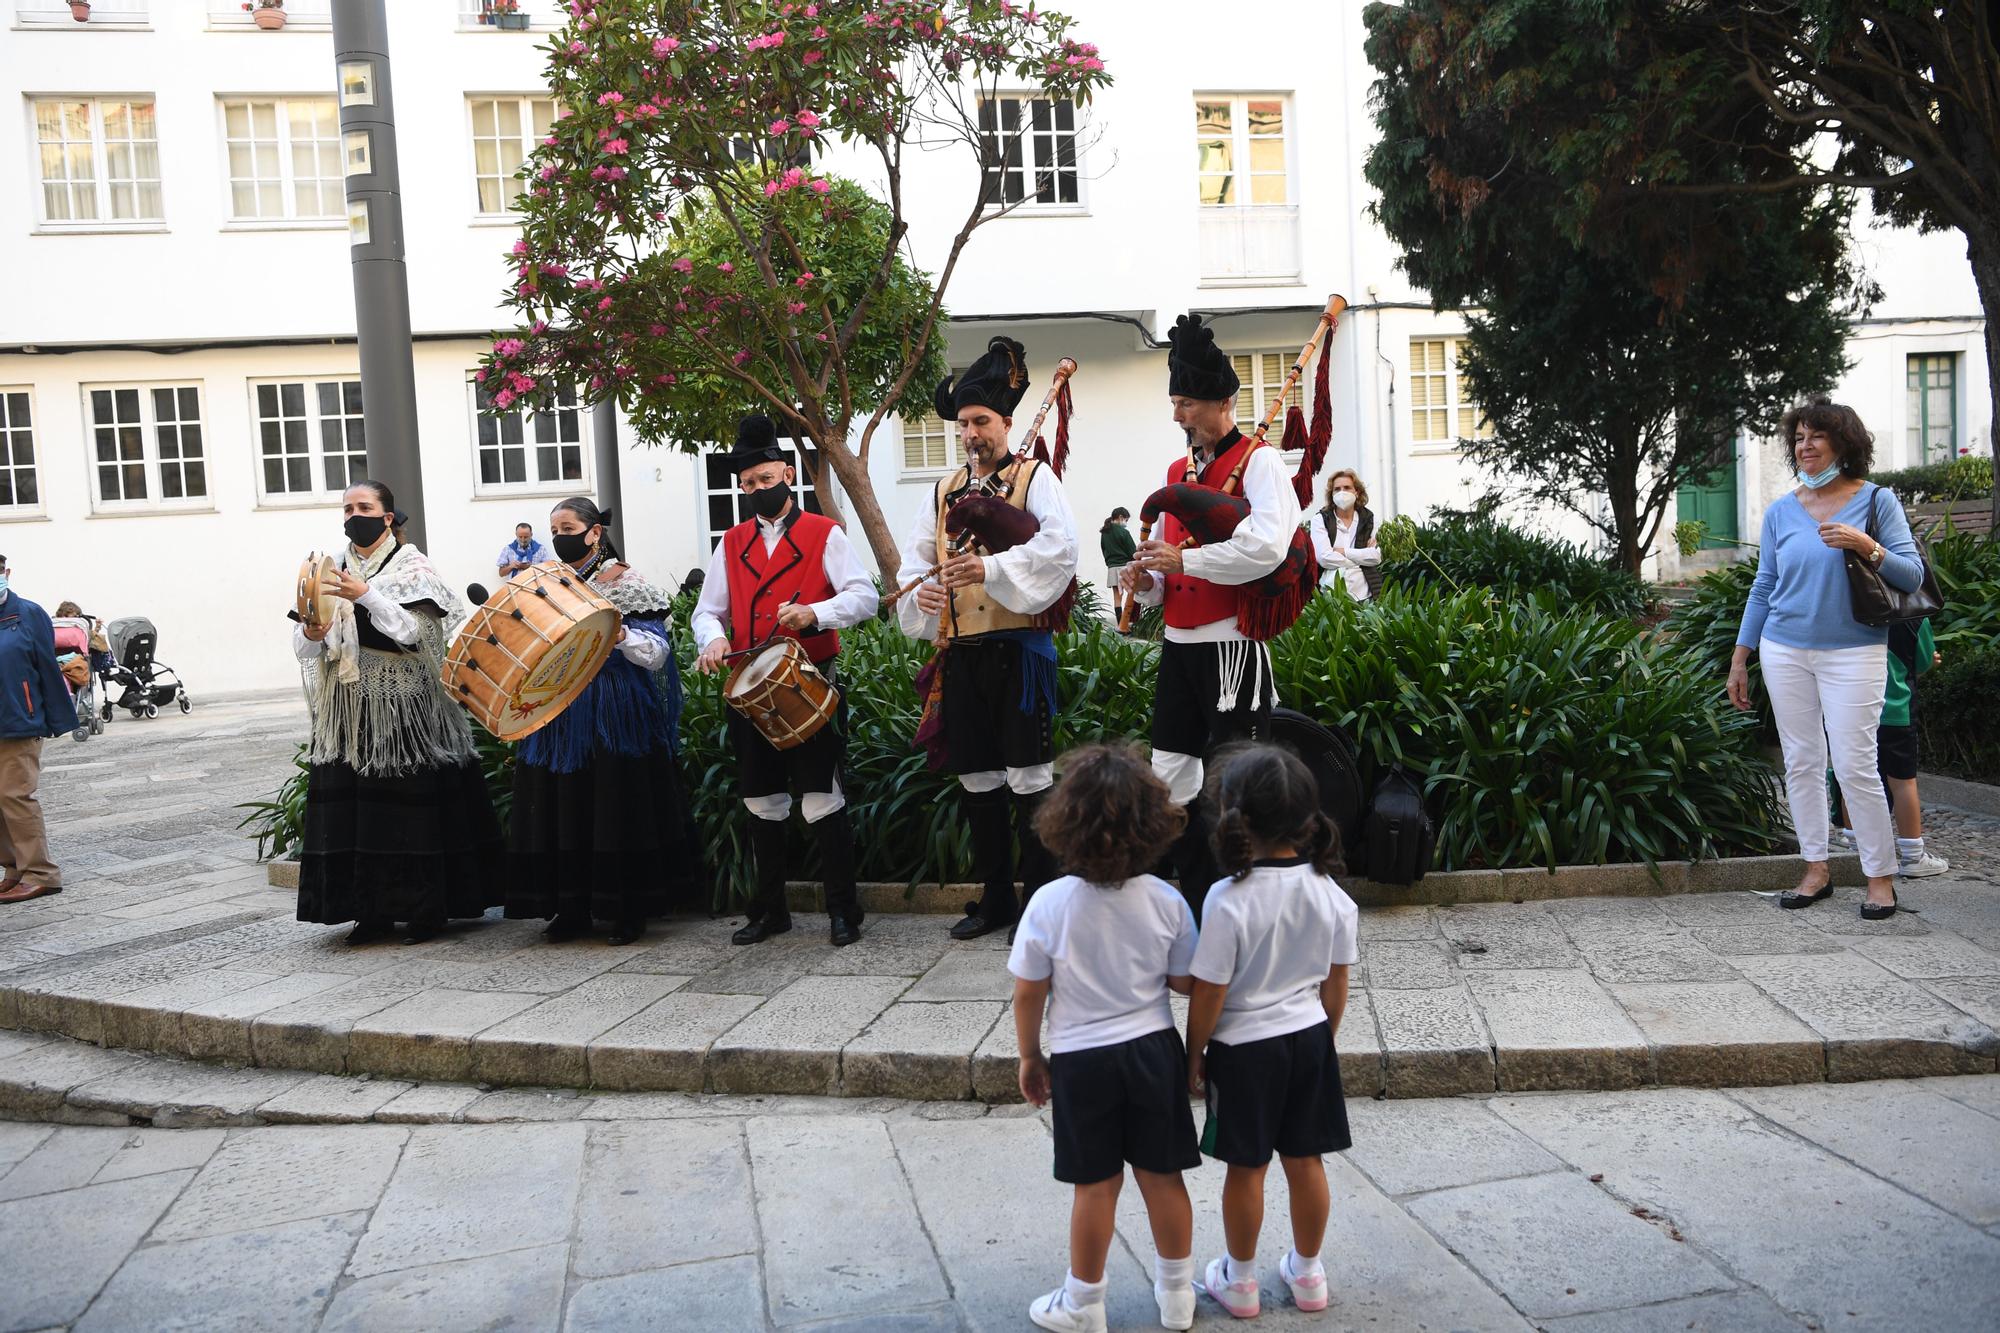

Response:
(1760, 639), (1895, 877)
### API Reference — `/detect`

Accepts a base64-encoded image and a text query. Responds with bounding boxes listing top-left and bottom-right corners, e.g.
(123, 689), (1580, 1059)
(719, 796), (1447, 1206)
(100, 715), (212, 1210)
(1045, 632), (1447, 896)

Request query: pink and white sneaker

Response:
(1278, 1250), (1329, 1312)
(1199, 1257), (1261, 1318)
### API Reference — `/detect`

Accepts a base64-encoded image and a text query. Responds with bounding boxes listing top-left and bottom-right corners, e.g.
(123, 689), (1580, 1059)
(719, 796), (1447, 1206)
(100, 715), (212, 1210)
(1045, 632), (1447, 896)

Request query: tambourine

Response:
(295, 552), (338, 629)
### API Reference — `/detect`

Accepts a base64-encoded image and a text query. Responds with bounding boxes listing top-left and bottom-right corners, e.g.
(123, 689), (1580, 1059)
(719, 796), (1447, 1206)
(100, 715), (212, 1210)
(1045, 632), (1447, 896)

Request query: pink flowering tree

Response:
(477, 0), (1110, 574)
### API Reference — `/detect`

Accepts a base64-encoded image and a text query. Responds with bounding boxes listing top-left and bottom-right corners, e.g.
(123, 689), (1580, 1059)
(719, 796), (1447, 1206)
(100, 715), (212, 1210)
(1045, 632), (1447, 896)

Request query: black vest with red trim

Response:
(1160, 430), (1260, 630)
(722, 508), (840, 662)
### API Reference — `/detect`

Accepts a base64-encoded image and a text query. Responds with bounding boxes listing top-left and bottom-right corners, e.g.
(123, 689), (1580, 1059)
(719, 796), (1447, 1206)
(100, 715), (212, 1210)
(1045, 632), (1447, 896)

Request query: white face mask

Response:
(1330, 490), (1357, 512)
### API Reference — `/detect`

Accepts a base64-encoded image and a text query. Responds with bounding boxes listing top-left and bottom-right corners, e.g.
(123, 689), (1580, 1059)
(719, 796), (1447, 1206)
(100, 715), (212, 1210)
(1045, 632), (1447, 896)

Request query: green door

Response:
(1677, 441), (1738, 550)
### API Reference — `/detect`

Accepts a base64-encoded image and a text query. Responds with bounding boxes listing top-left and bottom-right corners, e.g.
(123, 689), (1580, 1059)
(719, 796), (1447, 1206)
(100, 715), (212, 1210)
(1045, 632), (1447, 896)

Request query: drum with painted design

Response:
(441, 563), (619, 740)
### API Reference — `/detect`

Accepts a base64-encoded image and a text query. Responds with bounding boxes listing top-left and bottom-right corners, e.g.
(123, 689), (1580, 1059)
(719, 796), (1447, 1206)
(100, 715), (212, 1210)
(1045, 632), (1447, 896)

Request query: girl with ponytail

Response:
(1182, 743), (1360, 1319)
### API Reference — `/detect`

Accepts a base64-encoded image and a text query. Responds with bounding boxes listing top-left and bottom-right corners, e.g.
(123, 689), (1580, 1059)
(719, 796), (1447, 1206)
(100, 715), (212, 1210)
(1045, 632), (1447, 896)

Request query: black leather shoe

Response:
(949, 904), (1010, 941)
(344, 920), (392, 946)
(732, 913), (793, 945)
(401, 921), (442, 946)
(608, 922), (646, 946)
(1778, 884), (1834, 910)
(543, 914), (585, 942)
(829, 912), (862, 947)
(1860, 889), (1899, 921)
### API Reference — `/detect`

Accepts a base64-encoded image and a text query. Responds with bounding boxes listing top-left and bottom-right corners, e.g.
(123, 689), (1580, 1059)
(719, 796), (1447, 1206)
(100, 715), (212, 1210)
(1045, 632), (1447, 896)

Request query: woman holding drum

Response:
(503, 496), (702, 945)
(292, 481), (503, 945)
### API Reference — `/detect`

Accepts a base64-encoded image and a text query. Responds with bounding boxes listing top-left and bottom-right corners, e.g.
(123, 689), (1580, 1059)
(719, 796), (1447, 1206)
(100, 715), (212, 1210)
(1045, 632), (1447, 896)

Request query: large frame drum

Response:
(442, 564), (619, 740)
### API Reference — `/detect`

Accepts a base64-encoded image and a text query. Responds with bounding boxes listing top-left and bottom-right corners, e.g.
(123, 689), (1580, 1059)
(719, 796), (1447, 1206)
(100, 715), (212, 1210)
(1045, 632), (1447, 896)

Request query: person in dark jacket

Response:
(0, 555), (79, 902)
(1101, 507), (1137, 597)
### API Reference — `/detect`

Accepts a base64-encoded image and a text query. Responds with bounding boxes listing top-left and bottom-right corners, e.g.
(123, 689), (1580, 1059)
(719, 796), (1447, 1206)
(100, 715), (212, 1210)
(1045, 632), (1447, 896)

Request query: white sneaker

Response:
(1028, 1288), (1106, 1333)
(1155, 1282), (1196, 1330)
(1199, 1257), (1261, 1318)
(1278, 1250), (1330, 1312)
(1898, 851), (1950, 878)
(1835, 828), (1857, 850)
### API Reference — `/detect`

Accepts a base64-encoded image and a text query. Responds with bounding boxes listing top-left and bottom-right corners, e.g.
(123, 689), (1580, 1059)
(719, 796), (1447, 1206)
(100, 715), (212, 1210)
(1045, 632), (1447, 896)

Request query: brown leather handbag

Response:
(1845, 484), (1943, 627)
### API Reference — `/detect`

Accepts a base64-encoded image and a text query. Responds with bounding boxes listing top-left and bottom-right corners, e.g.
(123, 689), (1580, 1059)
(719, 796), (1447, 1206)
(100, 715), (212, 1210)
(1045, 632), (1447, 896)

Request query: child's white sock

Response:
(1287, 1248), (1325, 1280)
(1155, 1255), (1194, 1289)
(1897, 836), (1925, 858)
(1063, 1271), (1107, 1310)
(1224, 1253), (1256, 1285)
(1839, 826), (1855, 841)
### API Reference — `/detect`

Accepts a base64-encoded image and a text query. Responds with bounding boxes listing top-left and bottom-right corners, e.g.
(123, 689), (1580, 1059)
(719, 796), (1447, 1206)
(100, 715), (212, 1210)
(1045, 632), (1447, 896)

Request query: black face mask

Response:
(747, 484), (792, 521)
(551, 531), (593, 564)
(344, 514), (388, 547)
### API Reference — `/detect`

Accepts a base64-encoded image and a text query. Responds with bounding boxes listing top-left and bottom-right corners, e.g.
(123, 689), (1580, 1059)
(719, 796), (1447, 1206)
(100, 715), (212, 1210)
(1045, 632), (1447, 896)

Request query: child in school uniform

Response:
(1009, 742), (1204, 1333)
(1184, 743), (1360, 1318)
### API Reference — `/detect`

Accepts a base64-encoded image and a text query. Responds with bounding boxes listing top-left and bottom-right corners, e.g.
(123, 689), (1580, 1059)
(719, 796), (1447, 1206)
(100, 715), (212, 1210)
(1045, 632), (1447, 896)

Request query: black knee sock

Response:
(1013, 789), (1057, 913)
(962, 786), (1017, 922)
(748, 818), (791, 921)
(1171, 799), (1216, 925)
(813, 810), (860, 919)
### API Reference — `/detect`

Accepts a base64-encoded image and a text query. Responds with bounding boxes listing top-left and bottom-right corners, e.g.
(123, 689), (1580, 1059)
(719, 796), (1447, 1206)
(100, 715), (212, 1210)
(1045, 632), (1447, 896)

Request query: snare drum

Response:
(295, 552), (338, 630)
(441, 563), (620, 740)
(723, 637), (838, 750)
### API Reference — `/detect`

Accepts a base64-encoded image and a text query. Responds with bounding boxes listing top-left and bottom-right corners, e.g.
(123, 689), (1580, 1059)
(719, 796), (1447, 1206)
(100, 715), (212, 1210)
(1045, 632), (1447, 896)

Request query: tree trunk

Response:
(814, 432), (902, 582)
(1969, 234), (2000, 532)
(1606, 434), (1646, 575)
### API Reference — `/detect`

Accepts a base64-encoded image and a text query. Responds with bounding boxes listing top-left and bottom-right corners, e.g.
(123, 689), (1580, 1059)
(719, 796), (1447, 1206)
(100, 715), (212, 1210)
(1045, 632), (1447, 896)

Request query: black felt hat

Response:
(1166, 314), (1239, 400)
(723, 413), (787, 473)
(933, 336), (1030, 420)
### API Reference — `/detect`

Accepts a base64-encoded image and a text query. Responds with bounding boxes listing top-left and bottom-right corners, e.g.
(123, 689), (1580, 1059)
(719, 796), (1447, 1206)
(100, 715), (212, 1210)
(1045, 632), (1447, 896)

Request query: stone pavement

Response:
(5, 697), (2000, 1103)
(1, 1059), (1996, 1332)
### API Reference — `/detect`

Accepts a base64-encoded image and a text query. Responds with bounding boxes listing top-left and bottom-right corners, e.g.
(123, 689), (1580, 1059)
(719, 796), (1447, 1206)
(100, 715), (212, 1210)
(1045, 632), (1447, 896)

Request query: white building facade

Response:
(1, 0), (1988, 695)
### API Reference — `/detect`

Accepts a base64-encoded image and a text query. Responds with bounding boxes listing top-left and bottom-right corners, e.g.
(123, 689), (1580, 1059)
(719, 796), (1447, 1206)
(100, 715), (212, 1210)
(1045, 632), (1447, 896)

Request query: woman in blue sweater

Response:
(1727, 400), (1923, 920)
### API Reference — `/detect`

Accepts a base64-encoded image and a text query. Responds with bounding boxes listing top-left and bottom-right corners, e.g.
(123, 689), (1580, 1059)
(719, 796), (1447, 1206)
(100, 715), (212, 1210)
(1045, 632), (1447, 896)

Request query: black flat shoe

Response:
(1860, 889), (1899, 921)
(607, 923), (645, 946)
(344, 921), (392, 946)
(949, 912), (1009, 941)
(829, 912), (862, 947)
(1779, 885), (1834, 910)
(732, 914), (793, 946)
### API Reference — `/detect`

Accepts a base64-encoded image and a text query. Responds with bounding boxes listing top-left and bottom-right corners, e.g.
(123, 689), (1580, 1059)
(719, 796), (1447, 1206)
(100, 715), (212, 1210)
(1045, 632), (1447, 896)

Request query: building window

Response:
(222, 99), (344, 221)
(1228, 351), (1308, 444)
(469, 96), (558, 215)
(978, 95), (1080, 209)
(33, 97), (162, 226)
(0, 392), (40, 511)
(472, 379), (585, 493)
(254, 379), (365, 500)
(1194, 95), (1296, 283)
(702, 443), (822, 552)
(86, 384), (208, 509)
(901, 410), (954, 475)
(16, 2), (150, 28)
(1907, 353), (1958, 464)
(1409, 338), (1492, 448)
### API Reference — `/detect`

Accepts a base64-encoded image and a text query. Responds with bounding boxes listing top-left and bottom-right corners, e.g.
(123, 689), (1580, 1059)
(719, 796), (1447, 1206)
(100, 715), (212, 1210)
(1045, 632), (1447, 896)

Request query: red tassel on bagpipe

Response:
(1290, 327), (1335, 505)
(1031, 437), (1051, 466)
(1051, 378), (1073, 478)
(1281, 405), (1311, 506)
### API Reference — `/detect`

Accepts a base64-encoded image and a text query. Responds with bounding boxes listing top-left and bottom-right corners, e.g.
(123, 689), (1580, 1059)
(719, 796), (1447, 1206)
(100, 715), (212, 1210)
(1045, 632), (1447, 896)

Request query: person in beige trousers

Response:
(0, 555), (79, 902)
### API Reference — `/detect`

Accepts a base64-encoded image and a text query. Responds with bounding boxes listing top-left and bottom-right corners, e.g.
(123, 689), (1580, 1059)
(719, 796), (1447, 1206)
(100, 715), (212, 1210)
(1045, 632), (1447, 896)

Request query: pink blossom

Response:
(494, 388), (517, 409)
(803, 50), (822, 64)
(543, 263), (568, 277)
(597, 296), (615, 312)
(530, 319), (549, 334)
(474, 370), (487, 383)
(796, 110), (822, 129)
(804, 2), (817, 14)
(787, 301), (807, 316)
(808, 177), (831, 195)
(511, 239), (529, 255)
(604, 138), (629, 156)
(796, 272), (814, 285)
(596, 91), (624, 106)
(769, 118), (790, 134)
(651, 36), (680, 56)
(782, 166), (806, 189)
(494, 337), (526, 357)
(733, 350), (752, 366)
(539, 165), (557, 180)
(763, 179), (781, 197)
(649, 323), (668, 336)
(718, 261), (734, 273)
(569, 41), (585, 54)
(671, 258), (693, 273)
(636, 103), (659, 117)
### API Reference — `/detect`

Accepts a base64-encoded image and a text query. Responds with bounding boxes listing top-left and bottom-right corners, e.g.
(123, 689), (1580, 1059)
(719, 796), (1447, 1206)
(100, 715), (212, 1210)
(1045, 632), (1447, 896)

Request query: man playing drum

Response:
(693, 414), (879, 947)
(895, 337), (1080, 941)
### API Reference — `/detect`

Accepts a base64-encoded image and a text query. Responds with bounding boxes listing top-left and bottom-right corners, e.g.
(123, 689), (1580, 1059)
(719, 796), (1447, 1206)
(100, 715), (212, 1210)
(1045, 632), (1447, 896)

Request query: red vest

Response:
(722, 510), (841, 662)
(1160, 431), (1261, 629)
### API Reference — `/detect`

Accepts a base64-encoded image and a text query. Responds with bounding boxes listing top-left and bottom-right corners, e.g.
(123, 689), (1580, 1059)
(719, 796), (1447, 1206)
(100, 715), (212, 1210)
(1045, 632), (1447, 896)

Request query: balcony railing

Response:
(206, 0), (332, 29)
(458, 0), (564, 30)
(16, 0), (150, 27)
(1198, 204), (1302, 285)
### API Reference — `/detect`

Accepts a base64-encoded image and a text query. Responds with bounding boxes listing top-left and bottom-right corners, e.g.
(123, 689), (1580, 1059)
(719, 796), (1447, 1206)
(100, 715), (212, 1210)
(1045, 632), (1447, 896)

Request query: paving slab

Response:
(749, 1114), (950, 1326)
(344, 987), (544, 1082)
(1438, 903), (1581, 969)
(88, 1126), (228, 1184)
(903, 948), (1016, 1002)
(1335, 988), (1385, 1098)
(1927, 975), (2000, 1031)
(1356, 905), (1439, 941)
(74, 1211), (364, 1333)
(372, 1082), (482, 1124)
(0, 1169), (192, 1333)
(680, 942), (822, 997)
(842, 1000), (1001, 1099)
(1360, 938), (1458, 988)
(1464, 970), (1647, 1091)
(0, 1121), (52, 1176)
(587, 990), (766, 1091)
(322, 1241), (568, 1333)
(565, 1255), (767, 1333)
(176, 970), (357, 1064)
(971, 1000), (1026, 1102)
(65, 1057), (307, 1128)
(0, 1126), (133, 1203)
(1730, 951), (1999, 1079)
(1927, 1072), (2000, 1119)
(1846, 931), (2000, 980)
(1688, 916), (1849, 956)
(345, 1122), (585, 1277)
(708, 975), (908, 1096)
(247, 975), (427, 1074)
(1607, 980), (1826, 1087)
(454, 943), (628, 994)
(1342, 1097), (1563, 1197)
(574, 1118), (756, 1279)
(1373, 984), (1495, 1097)
(1539, 1289), (1808, 1333)
(804, 915), (954, 978)
(610, 926), (742, 978)
(467, 973), (688, 1086)
(254, 1073), (415, 1124)
(1568, 930), (1741, 985)
(153, 1123), (407, 1242)
(461, 1088), (593, 1122)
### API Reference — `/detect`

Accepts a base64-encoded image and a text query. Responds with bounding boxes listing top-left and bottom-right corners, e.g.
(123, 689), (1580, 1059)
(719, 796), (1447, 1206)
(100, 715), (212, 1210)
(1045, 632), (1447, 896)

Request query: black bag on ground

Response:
(1364, 765), (1435, 886)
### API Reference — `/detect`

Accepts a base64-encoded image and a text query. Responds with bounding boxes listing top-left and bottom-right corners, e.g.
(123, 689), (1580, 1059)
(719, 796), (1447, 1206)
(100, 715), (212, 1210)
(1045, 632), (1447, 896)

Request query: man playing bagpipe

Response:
(1121, 314), (1304, 919)
(895, 337), (1081, 941)
(693, 414), (880, 947)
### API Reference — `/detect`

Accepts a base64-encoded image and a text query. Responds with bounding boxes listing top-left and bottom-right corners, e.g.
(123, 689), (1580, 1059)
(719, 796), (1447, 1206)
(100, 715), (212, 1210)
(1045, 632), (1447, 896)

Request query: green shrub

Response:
(1873, 455), (1993, 504)
(1272, 588), (1783, 870)
(1915, 643), (2000, 783)
(1381, 507), (1653, 619)
(237, 744), (309, 862)
(1658, 561), (1772, 735)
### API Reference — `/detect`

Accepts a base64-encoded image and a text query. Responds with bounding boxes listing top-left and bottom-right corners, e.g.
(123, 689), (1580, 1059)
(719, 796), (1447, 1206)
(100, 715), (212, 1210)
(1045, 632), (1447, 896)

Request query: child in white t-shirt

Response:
(1185, 744), (1361, 1319)
(1008, 743), (1203, 1333)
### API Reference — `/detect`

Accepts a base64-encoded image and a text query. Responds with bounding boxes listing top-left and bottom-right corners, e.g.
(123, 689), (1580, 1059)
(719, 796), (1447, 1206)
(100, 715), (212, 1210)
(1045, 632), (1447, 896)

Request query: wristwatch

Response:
(1868, 544), (1885, 565)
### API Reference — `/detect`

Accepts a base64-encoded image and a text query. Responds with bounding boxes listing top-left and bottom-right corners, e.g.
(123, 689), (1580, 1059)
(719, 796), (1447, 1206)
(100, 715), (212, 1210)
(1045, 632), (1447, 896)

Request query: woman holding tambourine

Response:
(503, 496), (703, 945)
(292, 480), (503, 945)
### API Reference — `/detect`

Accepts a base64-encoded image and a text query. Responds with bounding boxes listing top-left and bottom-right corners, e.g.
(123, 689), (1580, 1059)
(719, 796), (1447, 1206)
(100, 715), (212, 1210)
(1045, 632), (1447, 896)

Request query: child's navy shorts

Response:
(1201, 1022), (1351, 1167)
(1050, 1027), (1202, 1184)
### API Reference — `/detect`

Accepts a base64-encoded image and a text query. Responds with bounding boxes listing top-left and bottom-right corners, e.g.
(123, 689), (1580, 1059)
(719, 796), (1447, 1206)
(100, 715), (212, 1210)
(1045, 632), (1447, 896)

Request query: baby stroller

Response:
(102, 617), (193, 720)
(52, 616), (105, 743)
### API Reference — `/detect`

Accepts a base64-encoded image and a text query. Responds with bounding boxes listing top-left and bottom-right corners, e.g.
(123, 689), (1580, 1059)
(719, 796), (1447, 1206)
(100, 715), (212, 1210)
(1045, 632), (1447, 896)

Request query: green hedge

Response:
(1873, 455), (1994, 504)
(1379, 509), (1653, 619)
(1915, 643), (2000, 783)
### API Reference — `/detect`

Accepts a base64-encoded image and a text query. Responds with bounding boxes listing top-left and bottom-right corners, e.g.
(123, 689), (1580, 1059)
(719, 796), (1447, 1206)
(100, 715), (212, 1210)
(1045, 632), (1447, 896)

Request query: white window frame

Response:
(468, 376), (590, 497)
(249, 376), (367, 505)
(14, 2), (150, 29)
(218, 96), (346, 226)
(0, 388), (45, 518)
(700, 443), (824, 553)
(1194, 93), (1291, 209)
(977, 93), (1085, 216)
(466, 93), (559, 220)
(1227, 349), (1311, 462)
(82, 381), (212, 514)
(204, 0), (331, 29)
(899, 368), (963, 480)
(456, 0), (563, 31)
(29, 94), (164, 232)
(1408, 337), (1493, 452)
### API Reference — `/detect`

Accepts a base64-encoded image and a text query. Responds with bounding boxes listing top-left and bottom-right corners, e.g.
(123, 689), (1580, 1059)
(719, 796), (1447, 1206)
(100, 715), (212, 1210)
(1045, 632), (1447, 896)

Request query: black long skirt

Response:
(297, 758), (504, 926)
(504, 744), (706, 926)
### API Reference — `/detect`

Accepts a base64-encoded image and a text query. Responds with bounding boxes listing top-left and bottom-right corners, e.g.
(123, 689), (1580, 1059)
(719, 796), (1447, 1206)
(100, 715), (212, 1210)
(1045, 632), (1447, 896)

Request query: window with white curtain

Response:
(469, 95), (558, 215)
(222, 99), (344, 221)
(33, 97), (162, 226)
(1409, 338), (1493, 447)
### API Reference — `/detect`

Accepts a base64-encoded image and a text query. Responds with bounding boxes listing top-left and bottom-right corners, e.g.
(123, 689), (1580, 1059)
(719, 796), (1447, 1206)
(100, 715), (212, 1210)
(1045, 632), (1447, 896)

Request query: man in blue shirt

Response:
(0, 554), (79, 903)
(496, 522), (550, 578)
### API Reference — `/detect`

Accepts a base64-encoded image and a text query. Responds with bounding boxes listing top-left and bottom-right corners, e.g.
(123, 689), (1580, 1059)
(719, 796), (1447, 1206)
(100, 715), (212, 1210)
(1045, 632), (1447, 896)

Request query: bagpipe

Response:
(1117, 294), (1346, 640)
